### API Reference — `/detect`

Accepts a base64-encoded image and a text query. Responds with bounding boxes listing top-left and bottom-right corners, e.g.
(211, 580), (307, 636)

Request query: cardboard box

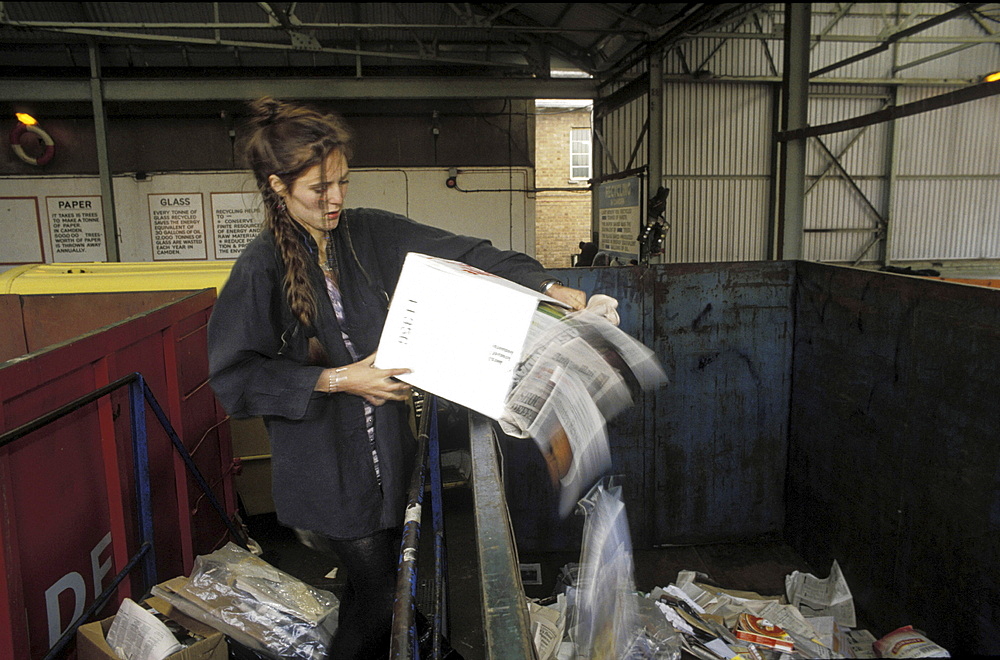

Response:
(76, 595), (227, 660)
(375, 253), (561, 419)
(234, 455), (275, 515)
(228, 417), (271, 458)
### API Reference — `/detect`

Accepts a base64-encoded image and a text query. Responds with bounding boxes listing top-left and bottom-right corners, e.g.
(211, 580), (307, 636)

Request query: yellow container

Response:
(0, 261), (235, 295)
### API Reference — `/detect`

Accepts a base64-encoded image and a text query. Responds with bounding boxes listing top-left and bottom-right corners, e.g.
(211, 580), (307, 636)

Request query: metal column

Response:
(648, 51), (663, 213)
(88, 40), (120, 262)
(778, 3), (811, 260)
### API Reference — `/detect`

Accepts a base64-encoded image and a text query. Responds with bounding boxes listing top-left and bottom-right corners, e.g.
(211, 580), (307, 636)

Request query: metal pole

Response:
(779, 3), (811, 260)
(130, 377), (158, 594)
(647, 50), (664, 265)
(591, 112), (604, 243)
(390, 395), (432, 659)
(883, 12), (902, 268)
(88, 39), (120, 262)
(428, 401), (447, 657)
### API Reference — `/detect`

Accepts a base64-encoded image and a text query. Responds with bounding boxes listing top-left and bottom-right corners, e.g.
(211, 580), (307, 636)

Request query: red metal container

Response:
(0, 289), (235, 659)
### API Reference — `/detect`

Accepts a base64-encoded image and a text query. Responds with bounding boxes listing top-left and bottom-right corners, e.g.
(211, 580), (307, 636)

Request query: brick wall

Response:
(534, 107), (593, 268)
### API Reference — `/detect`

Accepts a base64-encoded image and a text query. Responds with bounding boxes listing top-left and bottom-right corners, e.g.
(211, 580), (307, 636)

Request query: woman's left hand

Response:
(545, 283), (587, 311)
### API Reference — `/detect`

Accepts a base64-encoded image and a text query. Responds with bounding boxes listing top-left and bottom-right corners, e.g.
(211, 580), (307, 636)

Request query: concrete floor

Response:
(248, 483), (814, 660)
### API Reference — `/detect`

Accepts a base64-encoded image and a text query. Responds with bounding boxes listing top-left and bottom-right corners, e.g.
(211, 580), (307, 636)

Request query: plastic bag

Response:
(568, 479), (681, 659)
(874, 626), (950, 658)
(152, 542), (338, 660)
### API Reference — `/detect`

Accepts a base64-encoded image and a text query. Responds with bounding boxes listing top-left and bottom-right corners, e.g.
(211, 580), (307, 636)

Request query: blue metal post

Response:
(129, 376), (158, 594)
(429, 401), (447, 657)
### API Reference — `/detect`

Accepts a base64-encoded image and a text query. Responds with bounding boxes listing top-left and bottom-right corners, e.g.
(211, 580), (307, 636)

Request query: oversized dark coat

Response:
(208, 208), (551, 539)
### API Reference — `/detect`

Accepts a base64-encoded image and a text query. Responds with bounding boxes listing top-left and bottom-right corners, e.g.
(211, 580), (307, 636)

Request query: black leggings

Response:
(325, 527), (402, 660)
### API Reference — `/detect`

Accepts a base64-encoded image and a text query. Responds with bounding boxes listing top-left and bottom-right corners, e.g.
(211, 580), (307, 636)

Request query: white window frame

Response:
(569, 128), (591, 181)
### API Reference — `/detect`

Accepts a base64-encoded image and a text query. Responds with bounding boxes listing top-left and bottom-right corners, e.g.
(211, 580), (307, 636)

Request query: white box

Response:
(375, 253), (562, 419)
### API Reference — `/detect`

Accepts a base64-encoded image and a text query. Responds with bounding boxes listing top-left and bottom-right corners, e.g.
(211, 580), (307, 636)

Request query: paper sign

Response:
(47, 196), (106, 262)
(212, 192), (262, 259)
(598, 177), (640, 259)
(149, 193), (207, 260)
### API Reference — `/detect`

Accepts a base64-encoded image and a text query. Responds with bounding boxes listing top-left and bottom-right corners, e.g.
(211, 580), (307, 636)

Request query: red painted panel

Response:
(3, 365), (117, 658)
(0, 295), (28, 363)
(0, 289), (232, 658)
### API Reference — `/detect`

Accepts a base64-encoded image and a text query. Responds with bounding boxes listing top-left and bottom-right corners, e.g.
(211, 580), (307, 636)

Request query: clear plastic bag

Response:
(152, 542), (338, 660)
(569, 479), (681, 659)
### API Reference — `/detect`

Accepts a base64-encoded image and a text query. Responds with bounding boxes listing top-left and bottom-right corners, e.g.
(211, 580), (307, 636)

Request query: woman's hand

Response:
(315, 353), (412, 406)
(546, 283), (587, 311)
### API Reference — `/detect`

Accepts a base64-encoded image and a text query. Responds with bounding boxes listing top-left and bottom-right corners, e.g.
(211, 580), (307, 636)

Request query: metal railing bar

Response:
(0, 370), (246, 658)
(391, 393), (433, 658)
(139, 378), (249, 550)
(469, 414), (537, 659)
(428, 402), (446, 658)
(129, 378), (159, 595)
(0, 373), (138, 449)
(43, 542), (152, 660)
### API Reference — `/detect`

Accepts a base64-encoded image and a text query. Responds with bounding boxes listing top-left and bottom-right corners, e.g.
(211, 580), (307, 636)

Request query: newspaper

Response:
(785, 560), (856, 627)
(106, 597), (182, 660)
(500, 306), (666, 517)
(528, 595), (567, 660)
(665, 572), (837, 657)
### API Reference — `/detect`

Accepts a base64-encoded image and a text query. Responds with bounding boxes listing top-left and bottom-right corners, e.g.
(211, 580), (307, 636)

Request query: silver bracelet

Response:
(328, 367), (348, 393)
(541, 279), (562, 293)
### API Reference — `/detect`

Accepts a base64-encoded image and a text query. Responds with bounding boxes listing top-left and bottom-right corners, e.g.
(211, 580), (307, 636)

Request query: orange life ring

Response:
(9, 122), (55, 166)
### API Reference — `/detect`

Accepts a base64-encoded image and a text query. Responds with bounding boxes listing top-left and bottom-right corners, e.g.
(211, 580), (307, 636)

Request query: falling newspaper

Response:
(499, 303), (666, 517)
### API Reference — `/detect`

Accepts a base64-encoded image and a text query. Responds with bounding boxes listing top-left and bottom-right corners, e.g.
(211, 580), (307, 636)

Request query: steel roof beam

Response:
(0, 76), (597, 102)
(810, 3), (987, 78)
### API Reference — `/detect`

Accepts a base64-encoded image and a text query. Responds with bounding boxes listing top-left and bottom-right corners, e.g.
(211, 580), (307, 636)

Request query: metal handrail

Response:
(391, 394), (432, 658)
(390, 394), (450, 659)
(388, 404), (536, 658)
(0, 371), (246, 659)
(469, 414), (538, 660)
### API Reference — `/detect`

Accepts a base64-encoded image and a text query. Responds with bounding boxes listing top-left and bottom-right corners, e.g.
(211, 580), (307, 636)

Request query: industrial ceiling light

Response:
(984, 72), (1000, 83)
(15, 112), (38, 126)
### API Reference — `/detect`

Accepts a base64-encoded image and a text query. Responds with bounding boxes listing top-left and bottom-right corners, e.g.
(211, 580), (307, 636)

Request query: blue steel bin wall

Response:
(786, 262), (1000, 657)
(502, 262), (795, 550)
(646, 261), (794, 545)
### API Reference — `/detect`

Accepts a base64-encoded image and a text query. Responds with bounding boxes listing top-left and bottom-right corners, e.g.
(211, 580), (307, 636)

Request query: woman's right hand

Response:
(315, 353), (412, 406)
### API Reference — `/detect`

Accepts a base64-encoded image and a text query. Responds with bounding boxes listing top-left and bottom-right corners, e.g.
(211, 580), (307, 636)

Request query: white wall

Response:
(0, 167), (535, 268)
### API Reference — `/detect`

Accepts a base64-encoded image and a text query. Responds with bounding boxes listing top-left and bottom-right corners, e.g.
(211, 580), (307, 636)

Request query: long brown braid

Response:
(241, 97), (353, 360)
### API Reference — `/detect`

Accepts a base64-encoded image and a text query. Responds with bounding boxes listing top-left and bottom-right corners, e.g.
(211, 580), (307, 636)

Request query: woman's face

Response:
(270, 150), (350, 242)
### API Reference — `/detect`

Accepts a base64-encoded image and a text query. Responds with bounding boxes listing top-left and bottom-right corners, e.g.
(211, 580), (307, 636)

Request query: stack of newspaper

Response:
(646, 564), (876, 660)
(500, 302), (666, 517)
(529, 555), (887, 659)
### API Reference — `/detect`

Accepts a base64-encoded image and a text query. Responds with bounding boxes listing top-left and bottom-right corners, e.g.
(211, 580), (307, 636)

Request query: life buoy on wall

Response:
(9, 122), (55, 167)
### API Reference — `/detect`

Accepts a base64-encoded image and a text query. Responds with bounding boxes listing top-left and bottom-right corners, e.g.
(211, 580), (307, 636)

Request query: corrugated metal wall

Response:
(892, 86), (1000, 260)
(661, 82), (774, 262)
(803, 84), (891, 263)
(603, 3), (1000, 266)
(664, 12), (782, 78)
(596, 62), (649, 178)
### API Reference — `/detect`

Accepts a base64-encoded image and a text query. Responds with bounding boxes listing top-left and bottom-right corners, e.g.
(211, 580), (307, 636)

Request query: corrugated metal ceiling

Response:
(0, 2), (761, 77)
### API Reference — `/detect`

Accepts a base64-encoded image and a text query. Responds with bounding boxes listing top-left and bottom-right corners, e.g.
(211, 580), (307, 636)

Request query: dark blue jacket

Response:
(208, 208), (549, 539)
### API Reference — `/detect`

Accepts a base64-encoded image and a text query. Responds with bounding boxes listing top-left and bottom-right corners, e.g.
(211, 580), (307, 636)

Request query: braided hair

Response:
(241, 97), (353, 346)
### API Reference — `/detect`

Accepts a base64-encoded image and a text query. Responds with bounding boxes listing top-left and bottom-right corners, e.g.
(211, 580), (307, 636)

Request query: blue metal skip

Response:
(503, 261), (795, 550)
(497, 260), (998, 657)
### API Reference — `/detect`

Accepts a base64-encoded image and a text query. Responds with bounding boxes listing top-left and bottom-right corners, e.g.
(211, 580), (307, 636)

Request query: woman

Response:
(207, 97), (588, 658)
